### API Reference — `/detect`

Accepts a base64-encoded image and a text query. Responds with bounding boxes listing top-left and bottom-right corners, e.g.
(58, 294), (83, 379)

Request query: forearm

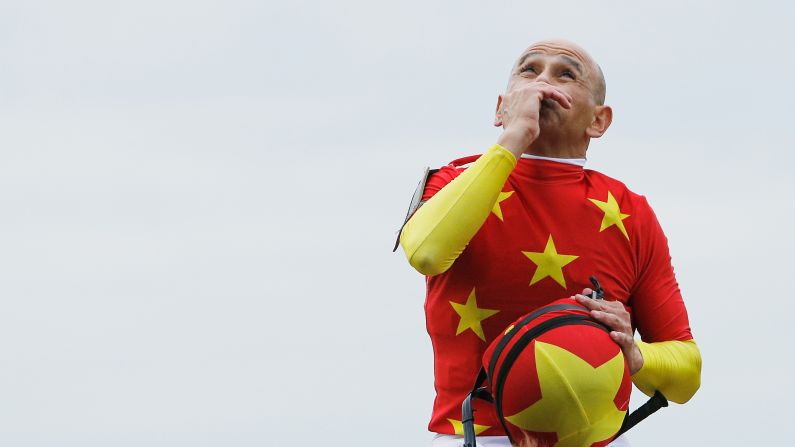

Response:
(632, 339), (702, 404)
(399, 144), (517, 276)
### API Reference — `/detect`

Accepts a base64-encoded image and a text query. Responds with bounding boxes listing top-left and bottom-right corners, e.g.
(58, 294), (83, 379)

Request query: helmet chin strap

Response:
(615, 390), (668, 437)
(461, 374), (492, 447)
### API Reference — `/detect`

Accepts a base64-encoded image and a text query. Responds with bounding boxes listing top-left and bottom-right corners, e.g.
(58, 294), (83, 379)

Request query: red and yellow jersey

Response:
(411, 149), (693, 436)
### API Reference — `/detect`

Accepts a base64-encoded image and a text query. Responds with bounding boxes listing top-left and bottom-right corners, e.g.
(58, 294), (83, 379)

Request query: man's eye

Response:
(561, 70), (575, 79)
(521, 65), (536, 74)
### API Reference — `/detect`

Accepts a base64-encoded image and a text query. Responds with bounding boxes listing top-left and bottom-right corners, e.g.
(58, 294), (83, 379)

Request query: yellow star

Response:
(505, 342), (627, 447)
(522, 235), (578, 288)
(449, 288), (500, 342)
(491, 190), (515, 221)
(588, 191), (630, 240)
(447, 418), (491, 436)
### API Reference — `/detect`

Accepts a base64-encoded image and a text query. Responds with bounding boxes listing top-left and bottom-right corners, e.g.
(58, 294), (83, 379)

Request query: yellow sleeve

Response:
(399, 144), (517, 276)
(632, 339), (702, 404)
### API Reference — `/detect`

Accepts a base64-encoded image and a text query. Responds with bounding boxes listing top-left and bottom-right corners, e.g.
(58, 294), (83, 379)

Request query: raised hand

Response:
(495, 81), (572, 157)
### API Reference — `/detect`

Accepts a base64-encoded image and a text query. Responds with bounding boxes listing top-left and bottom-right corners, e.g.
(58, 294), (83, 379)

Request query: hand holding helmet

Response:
(574, 290), (643, 375)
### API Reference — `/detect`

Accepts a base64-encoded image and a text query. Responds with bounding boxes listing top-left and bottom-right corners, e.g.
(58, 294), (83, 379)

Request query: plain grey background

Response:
(1, 1), (793, 446)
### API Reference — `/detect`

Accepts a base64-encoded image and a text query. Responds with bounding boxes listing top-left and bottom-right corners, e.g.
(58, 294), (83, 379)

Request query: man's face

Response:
(506, 41), (603, 139)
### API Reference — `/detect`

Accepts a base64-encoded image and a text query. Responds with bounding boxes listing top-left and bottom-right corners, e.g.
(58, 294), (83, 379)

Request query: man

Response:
(398, 40), (702, 446)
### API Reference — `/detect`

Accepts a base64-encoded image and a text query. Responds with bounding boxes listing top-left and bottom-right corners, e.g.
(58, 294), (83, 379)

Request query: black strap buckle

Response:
(589, 275), (605, 300)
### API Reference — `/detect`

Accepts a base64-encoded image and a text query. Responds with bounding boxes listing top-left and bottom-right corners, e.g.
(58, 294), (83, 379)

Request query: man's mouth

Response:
(540, 99), (559, 119)
(541, 98), (557, 109)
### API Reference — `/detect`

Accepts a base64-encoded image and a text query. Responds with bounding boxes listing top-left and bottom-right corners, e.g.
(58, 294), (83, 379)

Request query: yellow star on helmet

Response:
(522, 235), (578, 288)
(589, 191), (630, 240)
(505, 341), (627, 447)
(447, 418), (491, 436)
(491, 190), (515, 221)
(450, 288), (500, 342)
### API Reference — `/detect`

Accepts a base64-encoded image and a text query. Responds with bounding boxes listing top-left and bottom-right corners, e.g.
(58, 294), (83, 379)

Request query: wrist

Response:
(633, 340), (654, 377)
(630, 342), (644, 375)
(497, 128), (535, 158)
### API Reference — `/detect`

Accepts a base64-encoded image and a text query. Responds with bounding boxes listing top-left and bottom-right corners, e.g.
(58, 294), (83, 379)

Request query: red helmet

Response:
(465, 297), (632, 447)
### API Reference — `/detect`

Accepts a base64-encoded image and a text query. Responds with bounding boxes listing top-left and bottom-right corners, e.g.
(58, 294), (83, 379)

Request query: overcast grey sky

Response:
(1, 1), (793, 446)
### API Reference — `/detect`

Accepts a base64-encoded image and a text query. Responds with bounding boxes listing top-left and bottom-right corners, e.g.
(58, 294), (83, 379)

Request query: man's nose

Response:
(535, 70), (551, 83)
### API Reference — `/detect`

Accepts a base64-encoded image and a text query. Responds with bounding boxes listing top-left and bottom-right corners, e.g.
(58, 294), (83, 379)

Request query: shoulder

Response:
(435, 153), (482, 177)
(584, 168), (653, 212)
(421, 153), (482, 200)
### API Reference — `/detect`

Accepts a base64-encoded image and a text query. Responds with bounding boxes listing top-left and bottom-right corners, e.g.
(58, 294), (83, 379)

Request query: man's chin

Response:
(539, 103), (560, 118)
(537, 115), (566, 141)
(538, 110), (560, 127)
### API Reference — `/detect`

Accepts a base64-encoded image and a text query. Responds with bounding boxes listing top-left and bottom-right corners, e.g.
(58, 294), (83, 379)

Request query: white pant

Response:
(431, 433), (632, 447)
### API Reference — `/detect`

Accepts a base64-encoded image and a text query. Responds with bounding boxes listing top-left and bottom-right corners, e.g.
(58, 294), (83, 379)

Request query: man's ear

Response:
(586, 105), (612, 138)
(494, 95), (504, 127)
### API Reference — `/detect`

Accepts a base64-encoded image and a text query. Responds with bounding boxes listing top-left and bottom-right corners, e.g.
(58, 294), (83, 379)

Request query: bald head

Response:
(512, 39), (606, 105)
(495, 39), (614, 157)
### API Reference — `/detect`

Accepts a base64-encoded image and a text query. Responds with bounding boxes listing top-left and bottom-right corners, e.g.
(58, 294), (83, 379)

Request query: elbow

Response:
(399, 225), (454, 276)
(399, 214), (464, 276)
(669, 345), (702, 404)
(407, 248), (452, 276)
(633, 339), (702, 404)
(667, 367), (701, 404)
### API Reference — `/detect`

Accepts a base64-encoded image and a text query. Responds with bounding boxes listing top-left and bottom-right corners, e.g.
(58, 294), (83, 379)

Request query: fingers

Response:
(573, 295), (632, 331)
(538, 85), (572, 109)
(590, 309), (631, 333)
(573, 293), (600, 309)
(574, 294), (620, 312)
(507, 83), (572, 111)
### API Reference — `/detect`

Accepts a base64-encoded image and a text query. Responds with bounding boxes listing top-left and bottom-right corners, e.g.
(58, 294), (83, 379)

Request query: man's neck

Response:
(527, 136), (588, 159)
